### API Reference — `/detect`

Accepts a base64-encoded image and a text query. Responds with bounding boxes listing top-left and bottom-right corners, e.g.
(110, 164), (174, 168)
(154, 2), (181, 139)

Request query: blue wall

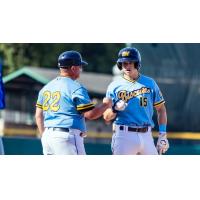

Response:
(2, 137), (200, 155)
(2, 137), (112, 155)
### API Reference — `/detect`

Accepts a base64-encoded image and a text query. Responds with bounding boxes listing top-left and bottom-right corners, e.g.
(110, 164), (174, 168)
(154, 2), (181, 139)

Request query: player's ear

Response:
(70, 66), (76, 73)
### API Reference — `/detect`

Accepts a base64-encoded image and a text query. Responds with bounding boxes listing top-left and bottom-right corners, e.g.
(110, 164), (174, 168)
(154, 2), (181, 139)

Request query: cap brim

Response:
(117, 58), (137, 63)
(81, 61), (88, 66)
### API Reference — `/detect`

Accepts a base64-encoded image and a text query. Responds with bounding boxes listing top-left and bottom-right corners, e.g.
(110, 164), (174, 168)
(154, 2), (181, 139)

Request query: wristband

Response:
(112, 105), (118, 113)
(112, 100), (119, 113)
(159, 124), (167, 134)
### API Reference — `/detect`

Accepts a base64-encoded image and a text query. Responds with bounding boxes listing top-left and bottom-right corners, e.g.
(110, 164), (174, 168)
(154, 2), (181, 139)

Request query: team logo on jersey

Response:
(117, 87), (151, 102)
(122, 51), (130, 57)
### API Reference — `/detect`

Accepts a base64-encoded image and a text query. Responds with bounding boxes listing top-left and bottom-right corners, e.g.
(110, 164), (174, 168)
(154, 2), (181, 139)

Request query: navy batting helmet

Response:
(58, 50), (88, 68)
(117, 47), (141, 70)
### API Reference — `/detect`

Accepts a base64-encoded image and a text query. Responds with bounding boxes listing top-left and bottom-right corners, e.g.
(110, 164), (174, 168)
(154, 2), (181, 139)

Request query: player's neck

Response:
(123, 72), (140, 81)
(60, 71), (77, 80)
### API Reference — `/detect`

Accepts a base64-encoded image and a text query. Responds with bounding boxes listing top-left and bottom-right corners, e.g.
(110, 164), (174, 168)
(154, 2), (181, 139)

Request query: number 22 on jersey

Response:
(43, 91), (61, 111)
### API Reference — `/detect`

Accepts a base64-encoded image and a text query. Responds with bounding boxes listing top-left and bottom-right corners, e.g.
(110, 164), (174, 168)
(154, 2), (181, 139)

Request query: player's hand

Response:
(113, 100), (127, 112)
(156, 134), (169, 154)
(103, 108), (116, 123)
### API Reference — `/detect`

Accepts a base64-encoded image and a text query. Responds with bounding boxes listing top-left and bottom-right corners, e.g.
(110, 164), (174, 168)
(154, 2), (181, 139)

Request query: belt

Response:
(119, 126), (148, 133)
(50, 127), (69, 132)
(47, 127), (86, 137)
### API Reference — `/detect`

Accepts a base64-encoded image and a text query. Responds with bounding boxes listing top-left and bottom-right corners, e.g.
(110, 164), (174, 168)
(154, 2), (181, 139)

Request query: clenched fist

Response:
(113, 100), (127, 112)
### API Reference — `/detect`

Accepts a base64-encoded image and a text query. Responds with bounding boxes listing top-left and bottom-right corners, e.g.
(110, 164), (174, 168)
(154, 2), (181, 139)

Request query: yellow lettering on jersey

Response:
(140, 97), (148, 107)
(42, 91), (61, 112)
(43, 91), (51, 111)
(118, 90), (129, 102)
(117, 87), (151, 102)
(50, 91), (61, 112)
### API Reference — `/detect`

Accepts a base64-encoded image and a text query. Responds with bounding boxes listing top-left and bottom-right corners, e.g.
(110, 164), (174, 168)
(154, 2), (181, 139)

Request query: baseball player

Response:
(103, 47), (169, 155)
(35, 50), (112, 155)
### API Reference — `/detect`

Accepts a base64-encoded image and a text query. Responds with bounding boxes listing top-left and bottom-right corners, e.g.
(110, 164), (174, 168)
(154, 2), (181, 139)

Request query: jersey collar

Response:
(122, 73), (141, 83)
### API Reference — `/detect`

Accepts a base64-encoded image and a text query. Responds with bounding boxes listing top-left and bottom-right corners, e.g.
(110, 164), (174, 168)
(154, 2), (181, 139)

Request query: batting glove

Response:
(156, 134), (169, 155)
(112, 100), (127, 113)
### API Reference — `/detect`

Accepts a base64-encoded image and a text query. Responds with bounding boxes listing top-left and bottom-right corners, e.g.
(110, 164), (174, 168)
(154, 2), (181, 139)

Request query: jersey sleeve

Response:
(106, 84), (117, 103)
(72, 87), (95, 112)
(153, 81), (165, 107)
(36, 90), (43, 109)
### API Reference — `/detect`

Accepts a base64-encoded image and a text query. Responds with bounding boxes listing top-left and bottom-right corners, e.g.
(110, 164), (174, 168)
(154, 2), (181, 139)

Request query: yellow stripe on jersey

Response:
(77, 103), (95, 111)
(77, 103), (95, 108)
(154, 100), (165, 107)
(36, 103), (43, 109)
(122, 74), (140, 83)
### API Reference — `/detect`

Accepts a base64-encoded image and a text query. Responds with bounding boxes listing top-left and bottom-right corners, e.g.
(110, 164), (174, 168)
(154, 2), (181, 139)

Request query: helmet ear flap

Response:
(134, 62), (140, 70)
(117, 62), (122, 70)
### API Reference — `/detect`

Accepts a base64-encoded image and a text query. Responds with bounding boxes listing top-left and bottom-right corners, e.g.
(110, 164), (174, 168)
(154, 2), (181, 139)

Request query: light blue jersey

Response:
(106, 74), (165, 127)
(36, 77), (95, 132)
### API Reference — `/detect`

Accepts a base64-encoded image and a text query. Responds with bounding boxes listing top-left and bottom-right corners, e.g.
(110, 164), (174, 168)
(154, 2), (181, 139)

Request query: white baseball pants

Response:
(41, 128), (86, 155)
(111, 125), (158, 155)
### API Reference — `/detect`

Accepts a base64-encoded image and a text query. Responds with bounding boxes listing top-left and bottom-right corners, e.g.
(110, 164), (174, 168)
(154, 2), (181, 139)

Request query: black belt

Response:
(48, 127), (85, 137)
(119, 126), (148, 133)
(50, 127), (69, 132)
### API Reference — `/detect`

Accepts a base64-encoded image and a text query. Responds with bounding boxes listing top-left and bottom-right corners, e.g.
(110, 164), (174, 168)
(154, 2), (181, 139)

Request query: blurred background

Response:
(0, 43), (200, 155)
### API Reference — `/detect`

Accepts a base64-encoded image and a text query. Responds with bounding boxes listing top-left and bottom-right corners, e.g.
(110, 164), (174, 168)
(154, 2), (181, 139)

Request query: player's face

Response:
(122, 61), (138, 78)
(71, 65), (82, 79)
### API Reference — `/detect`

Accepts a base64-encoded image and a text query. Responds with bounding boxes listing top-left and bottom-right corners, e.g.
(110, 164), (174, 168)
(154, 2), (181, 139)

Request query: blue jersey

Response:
(36, 77), (95, 132)
(106, 74), (165, 127)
